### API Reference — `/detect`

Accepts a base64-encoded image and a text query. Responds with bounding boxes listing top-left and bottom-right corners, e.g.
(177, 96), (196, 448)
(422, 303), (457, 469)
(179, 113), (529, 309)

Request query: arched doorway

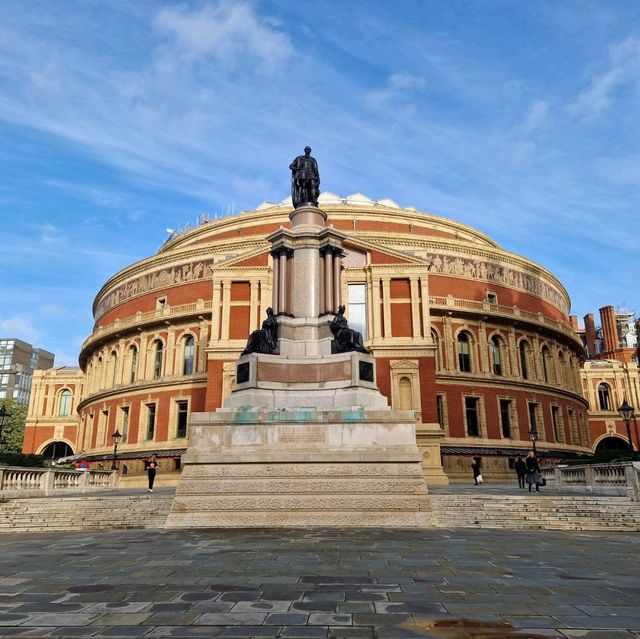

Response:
(40, 442), (74, 459)
(594, 436), (629, 456)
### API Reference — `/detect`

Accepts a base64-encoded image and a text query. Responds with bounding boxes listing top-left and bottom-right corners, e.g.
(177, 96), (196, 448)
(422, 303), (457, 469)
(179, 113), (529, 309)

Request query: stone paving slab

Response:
(0, 528), (639, 637)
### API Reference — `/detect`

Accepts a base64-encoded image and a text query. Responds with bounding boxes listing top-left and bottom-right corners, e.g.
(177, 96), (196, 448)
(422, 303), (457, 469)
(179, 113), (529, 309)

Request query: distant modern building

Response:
(573, 307), (640, 452)
(23, 193), (592, 480)
(0, 338), (54, 405)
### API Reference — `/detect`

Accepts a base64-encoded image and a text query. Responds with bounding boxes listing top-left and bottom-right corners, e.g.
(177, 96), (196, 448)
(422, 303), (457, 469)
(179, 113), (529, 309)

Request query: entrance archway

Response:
(594, 436), (628, 453)
(40, 442), (74, 459)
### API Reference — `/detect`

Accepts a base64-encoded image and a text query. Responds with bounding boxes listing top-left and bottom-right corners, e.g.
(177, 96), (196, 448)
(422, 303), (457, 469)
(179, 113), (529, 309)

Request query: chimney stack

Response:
(599, 306), (618, 354)
(569, 315), (579, 332)
(584, 313), (597, 357)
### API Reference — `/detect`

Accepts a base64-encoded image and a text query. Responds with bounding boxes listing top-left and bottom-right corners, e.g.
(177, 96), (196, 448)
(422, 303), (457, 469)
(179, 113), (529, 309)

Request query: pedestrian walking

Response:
(145, 454), (159, 493)
(525, 451), (541, 492)
(471, 456), (482, 485)
(514, 455), (526, 489)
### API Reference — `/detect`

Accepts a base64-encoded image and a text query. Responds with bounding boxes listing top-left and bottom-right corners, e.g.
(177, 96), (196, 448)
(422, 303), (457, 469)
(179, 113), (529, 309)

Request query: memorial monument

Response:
(166, 149), (432, 528)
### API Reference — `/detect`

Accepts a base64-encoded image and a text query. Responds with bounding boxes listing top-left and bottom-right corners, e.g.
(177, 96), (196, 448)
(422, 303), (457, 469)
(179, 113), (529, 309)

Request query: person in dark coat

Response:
(514, 456), (526, 489)
(471, 456), (482, 485)
(525, 451), (541, 492)
(145, 455), (159, 493)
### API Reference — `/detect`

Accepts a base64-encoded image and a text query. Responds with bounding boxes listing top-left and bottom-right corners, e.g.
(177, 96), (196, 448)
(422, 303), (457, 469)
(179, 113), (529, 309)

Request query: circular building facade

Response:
(68, 193), (590, 480)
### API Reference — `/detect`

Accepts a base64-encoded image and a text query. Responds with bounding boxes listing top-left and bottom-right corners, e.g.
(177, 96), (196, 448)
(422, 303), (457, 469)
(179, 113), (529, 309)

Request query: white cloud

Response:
(154, 1), (293, 72)
(524, 100), (549, 132)
(365, 72), (425, 112)
(0, 316), (42, 344)
(568, 37), (640, 121)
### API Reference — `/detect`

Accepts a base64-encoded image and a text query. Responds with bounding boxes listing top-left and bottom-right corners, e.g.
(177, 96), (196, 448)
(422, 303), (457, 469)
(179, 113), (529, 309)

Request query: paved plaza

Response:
(0, 524), (638, 639)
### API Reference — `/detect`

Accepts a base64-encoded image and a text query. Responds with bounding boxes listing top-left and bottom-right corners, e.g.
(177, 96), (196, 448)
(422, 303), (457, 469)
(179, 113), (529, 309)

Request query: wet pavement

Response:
(0, 526), (638, 638)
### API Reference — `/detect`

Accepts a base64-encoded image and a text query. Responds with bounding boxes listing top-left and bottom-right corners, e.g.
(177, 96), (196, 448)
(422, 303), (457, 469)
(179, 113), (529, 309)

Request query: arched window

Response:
(431, 329), (441, 371)
(183, 335), (195, 375)
(457, 332), (472, 372)
(129, 346), (138, 383)
(153, 341), (163, 380)
(398, 376), (413, 410)
(541, 346), (551, 383)
(58, 389), (72, 417)
(110, 351), (118, 386)
(598, 383), (611, 411)
(489, 336), (503, 376)
(519, 340), (530, 379)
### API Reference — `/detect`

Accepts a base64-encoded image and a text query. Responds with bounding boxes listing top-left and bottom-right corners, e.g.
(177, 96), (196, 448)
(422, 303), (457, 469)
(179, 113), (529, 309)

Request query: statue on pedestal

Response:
(330, 305), (369, 354)
(289, 146), (320, 208)
(242, 308), (278, 355)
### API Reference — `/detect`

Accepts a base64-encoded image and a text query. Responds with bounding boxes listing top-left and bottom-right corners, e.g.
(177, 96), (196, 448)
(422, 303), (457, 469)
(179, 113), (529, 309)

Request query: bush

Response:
(0, 452), (46, 468)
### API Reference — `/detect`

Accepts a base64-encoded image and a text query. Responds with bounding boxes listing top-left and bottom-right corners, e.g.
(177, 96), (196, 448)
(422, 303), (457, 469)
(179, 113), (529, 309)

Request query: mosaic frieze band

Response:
(427, 252), (568, 314)
(95, 259), (216, 320)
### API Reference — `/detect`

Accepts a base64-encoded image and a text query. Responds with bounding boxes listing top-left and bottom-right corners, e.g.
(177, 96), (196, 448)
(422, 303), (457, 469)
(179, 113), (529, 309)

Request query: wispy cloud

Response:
(0, 316), (42, 344)
(568, 37), (640, 122)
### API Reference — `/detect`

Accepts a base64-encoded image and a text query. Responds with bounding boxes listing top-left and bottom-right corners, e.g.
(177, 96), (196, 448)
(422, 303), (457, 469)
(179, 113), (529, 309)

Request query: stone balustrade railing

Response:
(0, 467), (118, 499)
(542, 462), (640, 500)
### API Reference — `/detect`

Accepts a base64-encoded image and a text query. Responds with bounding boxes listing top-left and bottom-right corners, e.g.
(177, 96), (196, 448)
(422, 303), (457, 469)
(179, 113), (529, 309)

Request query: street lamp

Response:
(111, 429), (122, 470)
(0, 404), (10, 452)
(617, 400), (635, 453)
(529, 424), (538, 457)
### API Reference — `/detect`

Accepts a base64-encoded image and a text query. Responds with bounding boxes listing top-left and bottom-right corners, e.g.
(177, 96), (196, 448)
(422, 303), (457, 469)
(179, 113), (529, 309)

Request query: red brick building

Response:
(23, 194), (591, 480)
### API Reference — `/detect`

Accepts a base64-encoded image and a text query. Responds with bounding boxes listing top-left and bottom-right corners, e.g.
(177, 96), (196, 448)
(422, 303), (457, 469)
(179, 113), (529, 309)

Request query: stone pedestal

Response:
(165, 407), (432, 528)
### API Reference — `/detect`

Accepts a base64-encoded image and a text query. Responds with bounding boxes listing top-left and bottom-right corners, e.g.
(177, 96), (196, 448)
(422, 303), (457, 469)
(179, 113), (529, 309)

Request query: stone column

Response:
(221, 281), (231, 341)
(419, 277), (431, 341)
(382, 279), (392, 338)
(410, 277), (420, 339)
(271, 255), (280, 314)
(249, 280), (259, 332)
(371, 276), (382, 339)
(324, 248), (333, 314)
(332, 248), (342, 312)
(211, 281), (222, 343)
(279, 252), (288, 315)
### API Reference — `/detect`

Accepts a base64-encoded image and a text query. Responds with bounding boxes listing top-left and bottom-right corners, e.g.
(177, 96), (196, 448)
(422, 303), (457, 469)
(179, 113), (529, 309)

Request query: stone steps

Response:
(0, 496), (173, 533)
(430, 494), (640, 530)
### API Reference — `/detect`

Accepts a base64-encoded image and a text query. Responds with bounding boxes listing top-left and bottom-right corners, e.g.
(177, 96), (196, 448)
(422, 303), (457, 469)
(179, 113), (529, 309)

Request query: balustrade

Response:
(0, 467), (118, 498)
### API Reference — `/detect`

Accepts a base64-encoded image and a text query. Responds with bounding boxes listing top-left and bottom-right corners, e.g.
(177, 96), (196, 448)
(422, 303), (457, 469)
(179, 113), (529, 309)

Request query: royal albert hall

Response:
(23, 193), (592, 482)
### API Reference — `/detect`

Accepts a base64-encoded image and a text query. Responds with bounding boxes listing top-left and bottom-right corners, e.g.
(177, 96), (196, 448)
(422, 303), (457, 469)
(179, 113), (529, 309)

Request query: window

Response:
(101, 409), (109, 446)
(183, 336), (195, 375)
(156, 297), (167, 309)
(487, 292), (497, 304)
(568, 409), (578, 444)
(552, 406), (563, 442)
(146, 403), (156, 440)
(58, 389), (72, 416)
(347, 283), (367, 339)
(153, 341), (163, 380)
(528, 402), (539, 438)
(490, 336), (503, 375)
(110, 352), (118, 386)
(436, 395), (445, 429)
(129, 347), (138, 383)
(465, 397), (480, 436)
(541, 346), (551, 383)
(431, 329), (441, 370)
(519, 341), (530, 379)
(120, 406), (129, 443)
(457, 332), (472, 372)
(499, 399), (512, 438)
(176, 400), (188, 438)
(597, 383), (611, 410)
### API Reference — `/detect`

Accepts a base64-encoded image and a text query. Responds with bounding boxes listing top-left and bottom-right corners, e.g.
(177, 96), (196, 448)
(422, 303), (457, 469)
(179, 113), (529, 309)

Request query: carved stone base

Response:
(166, 406), (433, 529)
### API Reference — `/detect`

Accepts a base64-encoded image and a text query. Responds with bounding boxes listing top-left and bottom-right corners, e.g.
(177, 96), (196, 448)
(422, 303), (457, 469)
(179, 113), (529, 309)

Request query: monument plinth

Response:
(166, 149), (432, 528)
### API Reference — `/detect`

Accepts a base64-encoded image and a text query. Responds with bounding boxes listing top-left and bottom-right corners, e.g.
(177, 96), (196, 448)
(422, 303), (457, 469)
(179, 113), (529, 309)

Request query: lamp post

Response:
(617, 400), (635, 453)
(0, 404), (10, 452)
(111, 429), (122, 470)
(529, 424), (538, 457)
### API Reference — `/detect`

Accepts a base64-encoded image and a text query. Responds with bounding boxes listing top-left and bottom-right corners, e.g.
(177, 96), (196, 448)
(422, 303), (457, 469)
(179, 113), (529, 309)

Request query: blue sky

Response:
(1, 0), (639, 365)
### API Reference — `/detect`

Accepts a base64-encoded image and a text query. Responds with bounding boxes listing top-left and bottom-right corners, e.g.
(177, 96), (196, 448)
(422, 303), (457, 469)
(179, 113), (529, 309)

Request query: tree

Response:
(0, 399), (28, 453)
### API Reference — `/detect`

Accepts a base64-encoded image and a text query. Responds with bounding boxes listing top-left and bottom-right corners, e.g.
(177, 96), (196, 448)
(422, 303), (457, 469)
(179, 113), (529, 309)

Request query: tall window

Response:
(431, 329), (441, 371)
(457, 332), (472, 372)
(58, 389), (72, 417)
(146, 403), (156, 440)
(347, 284), (367, 339)
(153, 341), (163, 380)
(183, 335), (195, 375)
(568, 409), (578, 444)
(597, 383), (611, 410)
(499, 399), (512, 438)
(110, 351), (118, 386)
(176, 400), (188, 438)
(519, 340), (530, 379)
(490, 336), (503, 375)
(541, 346), (551, 383)
(129, 346), (138, 383)
(552, 406), (562, 441)
(120, 406), (129, 443)
(101, 409), (109, 446)
(465, 397), (480, 436)
(528, 402), (539, 438)
(436, 395), (445, 429)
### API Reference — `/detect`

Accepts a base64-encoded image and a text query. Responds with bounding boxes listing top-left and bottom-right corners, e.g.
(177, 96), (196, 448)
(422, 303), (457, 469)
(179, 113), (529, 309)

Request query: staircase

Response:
(0, 494), (173, 533)
(430, 494), (640, 531)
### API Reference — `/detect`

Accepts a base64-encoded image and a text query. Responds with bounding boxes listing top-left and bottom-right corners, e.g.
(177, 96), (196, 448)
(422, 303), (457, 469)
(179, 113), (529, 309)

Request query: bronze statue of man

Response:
(289, 146), (320, 208)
